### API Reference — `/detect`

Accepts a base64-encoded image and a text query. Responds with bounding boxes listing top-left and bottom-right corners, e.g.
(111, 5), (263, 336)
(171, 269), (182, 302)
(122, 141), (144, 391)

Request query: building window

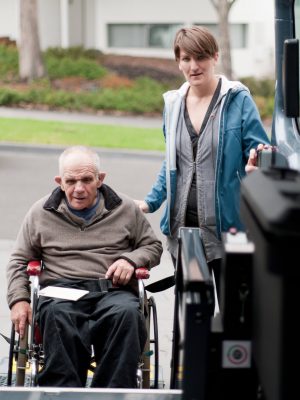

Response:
(108, 24), (147, 47)
(194, 23), (248, 49)
(108, 23), (181, 48)
(107, 23), (247, 49)
(149, 24), (181, 48)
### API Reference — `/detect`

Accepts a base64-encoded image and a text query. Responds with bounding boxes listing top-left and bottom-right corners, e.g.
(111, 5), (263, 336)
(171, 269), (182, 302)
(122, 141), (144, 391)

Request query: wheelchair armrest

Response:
(27, 260), (42, 276)
(135, 267), (150, 280)
(135, 268), (150, 312)
(27, 262), (149, 279)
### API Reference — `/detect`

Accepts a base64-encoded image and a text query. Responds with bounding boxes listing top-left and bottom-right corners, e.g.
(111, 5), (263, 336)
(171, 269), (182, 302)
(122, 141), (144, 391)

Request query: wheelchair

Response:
(6, 261), (159, 389)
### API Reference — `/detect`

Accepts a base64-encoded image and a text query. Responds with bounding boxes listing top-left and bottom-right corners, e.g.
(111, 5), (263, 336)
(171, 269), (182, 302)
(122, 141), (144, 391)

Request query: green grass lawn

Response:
(0, 117), (164, 151)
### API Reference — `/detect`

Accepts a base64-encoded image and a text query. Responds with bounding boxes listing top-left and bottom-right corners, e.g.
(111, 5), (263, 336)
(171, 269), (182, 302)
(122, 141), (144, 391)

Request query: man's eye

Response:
(66, 180), (76, 185)
(82, 177), (93, 184)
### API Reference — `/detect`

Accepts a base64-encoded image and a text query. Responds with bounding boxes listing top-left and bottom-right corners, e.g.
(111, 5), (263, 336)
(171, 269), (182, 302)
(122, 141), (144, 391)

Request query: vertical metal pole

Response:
(60, 0), (70, 48)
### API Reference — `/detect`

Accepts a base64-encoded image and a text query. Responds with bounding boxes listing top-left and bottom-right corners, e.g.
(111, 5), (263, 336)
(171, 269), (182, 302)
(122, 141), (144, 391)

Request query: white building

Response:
(0, 0), (275, 78)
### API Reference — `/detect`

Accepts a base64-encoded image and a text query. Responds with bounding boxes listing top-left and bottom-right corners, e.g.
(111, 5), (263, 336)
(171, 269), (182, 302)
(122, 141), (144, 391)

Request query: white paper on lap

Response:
(39, 286), (89, 301)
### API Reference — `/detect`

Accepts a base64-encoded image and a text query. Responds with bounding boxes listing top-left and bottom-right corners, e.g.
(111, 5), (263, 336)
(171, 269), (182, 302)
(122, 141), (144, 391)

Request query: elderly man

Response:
(7, 145), (163, 388)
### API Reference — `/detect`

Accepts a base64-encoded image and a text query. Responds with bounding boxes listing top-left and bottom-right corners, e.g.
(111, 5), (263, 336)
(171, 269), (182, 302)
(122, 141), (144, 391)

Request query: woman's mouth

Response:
(190, 73), (202, 77)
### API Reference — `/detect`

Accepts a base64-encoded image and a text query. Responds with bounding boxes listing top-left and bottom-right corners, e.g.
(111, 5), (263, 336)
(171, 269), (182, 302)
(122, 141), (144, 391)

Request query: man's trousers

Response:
(37, 279), (147, 388)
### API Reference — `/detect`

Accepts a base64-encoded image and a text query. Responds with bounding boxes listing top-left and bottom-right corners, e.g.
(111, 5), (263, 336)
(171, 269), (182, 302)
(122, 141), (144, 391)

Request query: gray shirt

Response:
(167, 89), (223, 263)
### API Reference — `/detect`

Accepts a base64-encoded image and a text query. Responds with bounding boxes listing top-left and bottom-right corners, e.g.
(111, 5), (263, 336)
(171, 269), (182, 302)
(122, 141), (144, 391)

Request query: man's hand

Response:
(11, 301), (32, 339)
(134, 200), (149, 213)
(245, 144), (271, 173)
(106, 259), (135, 286)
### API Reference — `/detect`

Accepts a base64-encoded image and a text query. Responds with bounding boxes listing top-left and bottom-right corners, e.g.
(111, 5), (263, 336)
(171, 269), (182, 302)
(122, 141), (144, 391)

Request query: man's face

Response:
(55, 155), (105, 210)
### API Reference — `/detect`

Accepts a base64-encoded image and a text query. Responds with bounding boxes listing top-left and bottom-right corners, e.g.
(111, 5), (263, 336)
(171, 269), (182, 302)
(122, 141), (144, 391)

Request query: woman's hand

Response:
(245, 144), (272, 173)
(134, 200), (149, 213)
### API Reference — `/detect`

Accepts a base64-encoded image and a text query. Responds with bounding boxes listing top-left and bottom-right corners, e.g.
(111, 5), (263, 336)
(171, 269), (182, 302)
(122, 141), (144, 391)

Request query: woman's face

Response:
(178, 50), (218, 87)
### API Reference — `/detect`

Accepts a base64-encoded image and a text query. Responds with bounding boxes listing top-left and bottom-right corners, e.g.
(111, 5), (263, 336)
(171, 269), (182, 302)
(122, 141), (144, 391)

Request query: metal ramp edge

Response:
(0, 387), (182, 400)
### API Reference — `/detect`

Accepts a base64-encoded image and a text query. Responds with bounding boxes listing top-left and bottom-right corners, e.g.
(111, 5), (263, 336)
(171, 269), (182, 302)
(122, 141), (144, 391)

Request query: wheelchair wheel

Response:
(15, 324), (28, 386)
(7, 325), (16, 386)
(148, 296), (159, 388)
(141, 295), (159, 389)
(29, 354), (39, 387)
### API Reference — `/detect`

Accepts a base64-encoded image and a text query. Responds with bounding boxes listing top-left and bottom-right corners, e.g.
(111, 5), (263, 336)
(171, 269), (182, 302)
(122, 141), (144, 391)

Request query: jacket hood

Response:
(163, 75), (249, 106)
(163, 81), (189, 105)
(218, 75), (249, 97)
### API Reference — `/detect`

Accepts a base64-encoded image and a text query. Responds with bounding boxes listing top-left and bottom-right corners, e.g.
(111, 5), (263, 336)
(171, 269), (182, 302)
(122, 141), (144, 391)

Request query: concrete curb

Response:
(0, 106), (162, 128)
(0, 141), (165, 161)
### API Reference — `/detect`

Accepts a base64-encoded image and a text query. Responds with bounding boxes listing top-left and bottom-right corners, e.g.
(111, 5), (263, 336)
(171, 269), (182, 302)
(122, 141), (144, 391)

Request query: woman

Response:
(135, 26), (270, 288)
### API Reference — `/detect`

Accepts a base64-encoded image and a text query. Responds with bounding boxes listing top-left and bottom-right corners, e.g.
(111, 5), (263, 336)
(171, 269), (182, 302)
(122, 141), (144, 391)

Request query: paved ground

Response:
(0, 105), (272, 389)
(0, 106), (272, 135)
(0, 135), (174, 388)
(0, 107), (162, 129)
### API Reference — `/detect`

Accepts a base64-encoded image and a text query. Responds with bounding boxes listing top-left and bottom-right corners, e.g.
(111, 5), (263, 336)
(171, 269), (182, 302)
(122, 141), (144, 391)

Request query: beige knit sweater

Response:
(7, 184), (163, 308)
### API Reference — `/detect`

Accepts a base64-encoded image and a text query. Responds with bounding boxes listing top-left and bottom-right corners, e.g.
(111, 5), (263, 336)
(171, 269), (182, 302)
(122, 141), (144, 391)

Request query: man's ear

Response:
(97, 172), (106, 187)
(54, 176), (63, 190)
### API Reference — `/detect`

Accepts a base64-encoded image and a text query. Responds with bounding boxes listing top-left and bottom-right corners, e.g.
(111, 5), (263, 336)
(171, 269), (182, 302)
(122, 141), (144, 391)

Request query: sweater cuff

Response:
(9, 298), (30, 310)
(118, 256), (138, 269)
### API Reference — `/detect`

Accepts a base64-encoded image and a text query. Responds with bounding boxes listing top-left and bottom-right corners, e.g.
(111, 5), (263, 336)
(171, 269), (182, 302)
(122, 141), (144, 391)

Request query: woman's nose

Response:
(190, 58), (198, 69)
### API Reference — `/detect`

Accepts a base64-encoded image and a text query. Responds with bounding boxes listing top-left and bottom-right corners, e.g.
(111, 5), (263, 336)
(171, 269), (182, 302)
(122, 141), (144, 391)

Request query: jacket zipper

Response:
(183, 142), (197, 228)
(215, 91), (232, 238)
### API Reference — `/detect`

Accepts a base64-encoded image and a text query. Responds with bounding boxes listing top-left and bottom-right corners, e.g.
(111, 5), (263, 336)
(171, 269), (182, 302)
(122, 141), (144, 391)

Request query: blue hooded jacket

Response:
(145, 77), (270, 238)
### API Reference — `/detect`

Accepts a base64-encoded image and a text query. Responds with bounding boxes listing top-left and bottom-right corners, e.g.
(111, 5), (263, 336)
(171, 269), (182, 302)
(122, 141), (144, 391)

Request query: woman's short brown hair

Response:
(174, 26), (219, 61)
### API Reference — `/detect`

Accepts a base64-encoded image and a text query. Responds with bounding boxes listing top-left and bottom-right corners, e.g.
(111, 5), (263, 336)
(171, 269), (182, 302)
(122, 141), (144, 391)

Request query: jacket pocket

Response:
(236, 170), (242, 183)
(160, 205), (170, 235)
(203, 180), (216, 226)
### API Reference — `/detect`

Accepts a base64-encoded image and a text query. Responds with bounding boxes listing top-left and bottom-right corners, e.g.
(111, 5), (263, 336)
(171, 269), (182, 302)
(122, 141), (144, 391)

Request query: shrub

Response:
(253, 95), (274, 119)
(100, 74), (134, 89)
(45, 56), (107, 80)
(0, 45), (18, 80)
(0, 43), (275, 118)
(45, 46), (103, 60)
(0, 88), (30, 105)
(92, 77), (165, 113)
(240, 77), (275, 119)
(240, 76), (275, 98)
(43, 90), (83, 109)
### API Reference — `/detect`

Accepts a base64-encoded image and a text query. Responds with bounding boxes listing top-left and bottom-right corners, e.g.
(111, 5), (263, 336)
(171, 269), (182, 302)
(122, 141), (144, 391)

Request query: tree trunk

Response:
(19, 0), (46, 81)
(210, 0), (236, 80)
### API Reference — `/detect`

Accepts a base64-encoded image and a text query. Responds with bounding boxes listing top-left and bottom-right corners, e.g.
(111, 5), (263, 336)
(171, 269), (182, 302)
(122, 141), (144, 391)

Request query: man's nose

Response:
(74, 180), (84, 190)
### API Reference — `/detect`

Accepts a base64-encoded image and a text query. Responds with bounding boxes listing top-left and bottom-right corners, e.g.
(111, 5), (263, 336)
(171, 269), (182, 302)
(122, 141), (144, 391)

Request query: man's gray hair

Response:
(58, 146), (101, 175)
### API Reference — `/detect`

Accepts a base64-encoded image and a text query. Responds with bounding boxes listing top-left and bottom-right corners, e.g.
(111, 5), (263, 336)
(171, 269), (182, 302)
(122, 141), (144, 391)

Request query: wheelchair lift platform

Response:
(0, 228), (218, 400)
(0, 387), (181, 400)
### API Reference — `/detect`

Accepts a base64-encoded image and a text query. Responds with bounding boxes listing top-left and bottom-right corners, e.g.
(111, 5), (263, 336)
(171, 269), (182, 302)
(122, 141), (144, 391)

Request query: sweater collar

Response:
(43, 184), (122, 211)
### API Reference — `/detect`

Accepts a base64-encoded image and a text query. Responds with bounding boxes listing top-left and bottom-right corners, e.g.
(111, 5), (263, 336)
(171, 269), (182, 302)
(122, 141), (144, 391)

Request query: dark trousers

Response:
(37, 279), (147, 388)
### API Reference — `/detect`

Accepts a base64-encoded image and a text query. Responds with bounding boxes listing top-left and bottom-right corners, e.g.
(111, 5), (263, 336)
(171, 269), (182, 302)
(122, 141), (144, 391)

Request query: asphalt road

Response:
(0, 144), (174, 388)
(0, 106), (162, 129)
(0, 106), (273, 391)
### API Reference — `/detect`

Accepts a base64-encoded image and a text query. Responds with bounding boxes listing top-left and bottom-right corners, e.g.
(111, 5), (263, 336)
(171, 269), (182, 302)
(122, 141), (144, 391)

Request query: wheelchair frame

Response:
(7, 261), (159, 389)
